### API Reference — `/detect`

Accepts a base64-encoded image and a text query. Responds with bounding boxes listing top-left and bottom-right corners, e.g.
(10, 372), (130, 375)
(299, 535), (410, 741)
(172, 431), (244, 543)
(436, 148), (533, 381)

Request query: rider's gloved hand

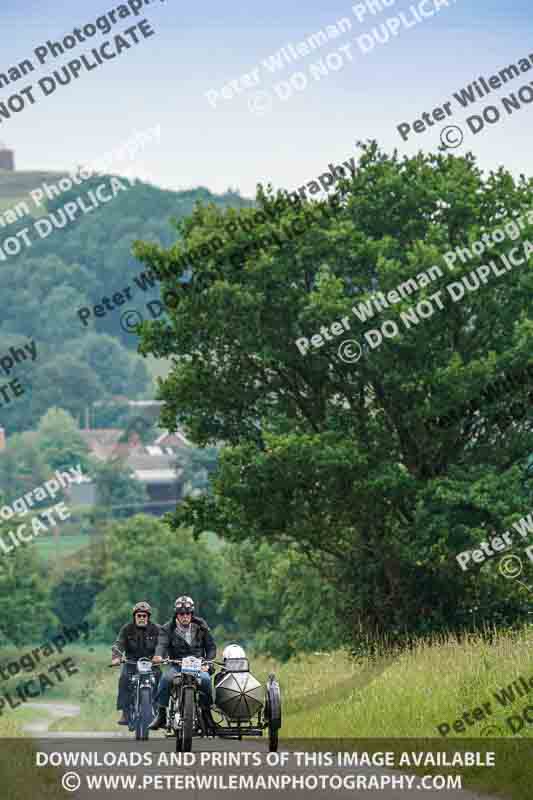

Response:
(152, 655), (163, 664)
(111, 657), (121, 666)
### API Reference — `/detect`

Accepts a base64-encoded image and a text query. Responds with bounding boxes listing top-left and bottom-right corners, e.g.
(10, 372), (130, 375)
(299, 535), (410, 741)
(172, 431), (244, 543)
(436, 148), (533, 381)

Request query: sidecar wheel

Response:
(265, 674), (281, 752)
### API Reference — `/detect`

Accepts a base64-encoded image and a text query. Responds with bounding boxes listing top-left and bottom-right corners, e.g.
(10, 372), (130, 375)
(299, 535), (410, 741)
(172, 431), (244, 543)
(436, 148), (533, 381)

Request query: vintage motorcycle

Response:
(162, 647), (282, 752)
(110, 654), (159, 741)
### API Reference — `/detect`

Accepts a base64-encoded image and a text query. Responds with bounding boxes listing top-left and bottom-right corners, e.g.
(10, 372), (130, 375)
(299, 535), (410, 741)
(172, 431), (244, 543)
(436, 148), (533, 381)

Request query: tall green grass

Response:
(280, 627), (533, 739)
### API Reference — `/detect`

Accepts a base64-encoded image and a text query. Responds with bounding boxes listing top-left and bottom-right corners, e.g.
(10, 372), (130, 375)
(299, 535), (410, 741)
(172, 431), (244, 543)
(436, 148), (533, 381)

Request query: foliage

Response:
(50, 552), (106, 629)
(220, 540), (344, 660)
(0, 406), (151, 523)
(0, 431), (49, 504)
(175, 446), (219, 497)
(134, 142), (533, 639)
(0, 176), (249, 434)
(0, 534), (58, 645)
(36, 408), (91, 471)
(88, 457), (148, 518)
(89, 515), (225, 639)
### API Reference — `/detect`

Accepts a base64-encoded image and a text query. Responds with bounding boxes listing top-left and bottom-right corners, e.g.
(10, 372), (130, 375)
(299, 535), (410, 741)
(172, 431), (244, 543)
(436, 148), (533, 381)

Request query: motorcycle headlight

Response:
(137, 660), (152, 674)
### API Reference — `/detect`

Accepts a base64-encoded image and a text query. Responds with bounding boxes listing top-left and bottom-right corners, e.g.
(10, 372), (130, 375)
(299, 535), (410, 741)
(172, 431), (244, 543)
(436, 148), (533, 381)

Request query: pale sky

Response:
(3, 0), (533, 200)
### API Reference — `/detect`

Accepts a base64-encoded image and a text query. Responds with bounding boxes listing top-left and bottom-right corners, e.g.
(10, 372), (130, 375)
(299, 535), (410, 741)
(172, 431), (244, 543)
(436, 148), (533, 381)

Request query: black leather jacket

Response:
(155, 615), (216, 661)
(112, 622), (160, 660)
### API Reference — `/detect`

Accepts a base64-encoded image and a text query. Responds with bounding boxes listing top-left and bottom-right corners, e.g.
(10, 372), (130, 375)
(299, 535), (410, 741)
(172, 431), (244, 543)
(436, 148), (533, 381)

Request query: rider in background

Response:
(111, 601), (161, 725)
(150, 595), (216, 731)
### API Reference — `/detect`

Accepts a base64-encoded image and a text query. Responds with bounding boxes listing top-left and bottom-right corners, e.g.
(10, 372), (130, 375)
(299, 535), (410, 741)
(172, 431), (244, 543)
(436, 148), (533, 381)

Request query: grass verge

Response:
(5, 630), (532, 798)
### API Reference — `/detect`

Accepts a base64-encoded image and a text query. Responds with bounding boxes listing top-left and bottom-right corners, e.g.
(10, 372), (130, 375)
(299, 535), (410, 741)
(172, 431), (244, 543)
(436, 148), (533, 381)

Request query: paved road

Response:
(25, 703), (496, 800)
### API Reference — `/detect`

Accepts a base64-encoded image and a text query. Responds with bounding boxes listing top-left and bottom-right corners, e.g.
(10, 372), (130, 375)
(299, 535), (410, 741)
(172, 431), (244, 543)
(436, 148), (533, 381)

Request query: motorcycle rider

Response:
(111, 601), (161, 725)
(150, 595), (216, 731)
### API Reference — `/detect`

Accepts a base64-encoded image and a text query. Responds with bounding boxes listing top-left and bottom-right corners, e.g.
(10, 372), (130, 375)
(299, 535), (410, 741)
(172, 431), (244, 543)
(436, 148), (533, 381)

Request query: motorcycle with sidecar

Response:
(162, 647), (281, 752)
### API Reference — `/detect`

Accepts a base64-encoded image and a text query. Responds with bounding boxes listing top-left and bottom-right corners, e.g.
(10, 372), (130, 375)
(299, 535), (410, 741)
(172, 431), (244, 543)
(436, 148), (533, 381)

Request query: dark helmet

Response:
(175, 595), (195, 614)
(132, 601), (152, 618)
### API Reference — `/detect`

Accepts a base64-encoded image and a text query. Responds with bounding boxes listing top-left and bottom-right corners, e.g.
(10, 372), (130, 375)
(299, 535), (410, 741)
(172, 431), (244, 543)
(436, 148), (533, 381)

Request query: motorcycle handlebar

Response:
(162, 658), (224, 666)
(108, 657), (224, 667)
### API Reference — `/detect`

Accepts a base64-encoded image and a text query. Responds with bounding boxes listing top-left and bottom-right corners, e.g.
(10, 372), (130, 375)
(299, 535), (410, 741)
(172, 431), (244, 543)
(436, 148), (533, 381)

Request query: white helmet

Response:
(222, 644), (248, 671)
(223, 644), (246, 660)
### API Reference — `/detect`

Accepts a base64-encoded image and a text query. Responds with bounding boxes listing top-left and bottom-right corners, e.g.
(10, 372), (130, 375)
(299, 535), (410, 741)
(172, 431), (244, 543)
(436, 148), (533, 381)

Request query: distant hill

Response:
(0, 171), (254, 435)
(0, 169), (70, 212)
(0, 170), (255, 218)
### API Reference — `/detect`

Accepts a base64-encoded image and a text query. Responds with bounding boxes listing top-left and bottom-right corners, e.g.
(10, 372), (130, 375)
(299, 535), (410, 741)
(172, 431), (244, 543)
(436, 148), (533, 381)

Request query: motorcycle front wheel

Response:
(179, 686), (194, 753)
(136, 687), (153, 741)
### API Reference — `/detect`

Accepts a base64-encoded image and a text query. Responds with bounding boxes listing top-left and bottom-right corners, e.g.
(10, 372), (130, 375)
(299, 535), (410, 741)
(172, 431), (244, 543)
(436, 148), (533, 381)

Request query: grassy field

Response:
(33, 534), (93, 563)
(32, 529), (221, 565)
(0, 643), (103, 709)
(3, 630), (532, 798)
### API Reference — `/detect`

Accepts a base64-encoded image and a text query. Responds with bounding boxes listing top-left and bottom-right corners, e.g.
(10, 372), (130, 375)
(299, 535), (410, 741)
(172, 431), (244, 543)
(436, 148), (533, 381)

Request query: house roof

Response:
(79, 427), (189, 483)
(81, 428), (189, 458)
(155, 431), (191, 447)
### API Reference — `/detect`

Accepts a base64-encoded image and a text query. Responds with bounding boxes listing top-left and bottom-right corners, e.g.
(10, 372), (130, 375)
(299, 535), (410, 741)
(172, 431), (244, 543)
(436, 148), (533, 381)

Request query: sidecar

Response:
(212, 646), (282, 751)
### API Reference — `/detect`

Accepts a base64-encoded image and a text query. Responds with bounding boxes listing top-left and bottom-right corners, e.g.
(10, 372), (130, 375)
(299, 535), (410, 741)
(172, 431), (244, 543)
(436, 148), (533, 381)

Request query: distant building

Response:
(0, 145), (14, 171)
(79, 427), (188, 516)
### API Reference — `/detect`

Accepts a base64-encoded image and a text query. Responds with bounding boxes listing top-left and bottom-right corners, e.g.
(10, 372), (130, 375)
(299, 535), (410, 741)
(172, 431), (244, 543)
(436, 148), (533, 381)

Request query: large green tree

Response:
(133, 143), (533, 639)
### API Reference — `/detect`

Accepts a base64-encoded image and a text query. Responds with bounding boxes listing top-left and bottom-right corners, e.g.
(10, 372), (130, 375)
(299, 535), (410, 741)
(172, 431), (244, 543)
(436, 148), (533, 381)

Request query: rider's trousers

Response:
(154, 666), (213, 709)
(117, 663), (161, 710)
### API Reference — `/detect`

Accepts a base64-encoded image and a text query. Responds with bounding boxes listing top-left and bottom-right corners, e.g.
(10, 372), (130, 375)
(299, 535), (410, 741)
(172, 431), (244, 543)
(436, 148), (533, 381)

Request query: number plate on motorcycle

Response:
(182, 656), (202, 672)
